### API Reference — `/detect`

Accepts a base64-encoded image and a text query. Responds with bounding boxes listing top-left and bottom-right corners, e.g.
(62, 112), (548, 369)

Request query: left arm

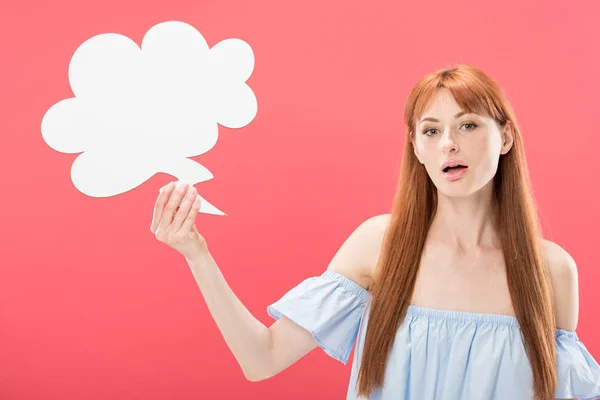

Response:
(542, 239), (579, 332)
(542, 239), (580, 400)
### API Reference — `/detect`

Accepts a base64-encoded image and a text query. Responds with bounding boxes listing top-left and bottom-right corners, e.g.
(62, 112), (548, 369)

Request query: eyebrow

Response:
(419, 111), (470, 124)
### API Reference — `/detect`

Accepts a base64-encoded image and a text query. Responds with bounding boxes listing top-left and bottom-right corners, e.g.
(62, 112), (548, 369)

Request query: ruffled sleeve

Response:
(554, 329), (600, 399)
(266, 270), (370, 364)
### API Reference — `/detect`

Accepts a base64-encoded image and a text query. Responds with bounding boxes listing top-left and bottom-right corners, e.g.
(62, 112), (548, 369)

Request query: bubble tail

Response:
(197, 194), (226, 216)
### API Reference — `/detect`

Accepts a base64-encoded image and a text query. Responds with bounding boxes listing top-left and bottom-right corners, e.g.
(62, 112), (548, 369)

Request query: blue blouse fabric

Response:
(267, 271), (600, 399)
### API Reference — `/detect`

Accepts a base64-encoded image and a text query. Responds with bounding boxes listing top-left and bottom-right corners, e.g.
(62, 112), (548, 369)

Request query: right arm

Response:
(150, 181), (390, 382)
(185, 213), (389, 381)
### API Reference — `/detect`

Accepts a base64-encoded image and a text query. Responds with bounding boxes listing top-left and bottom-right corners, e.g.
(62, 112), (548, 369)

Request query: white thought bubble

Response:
(41, 20), (258, 215)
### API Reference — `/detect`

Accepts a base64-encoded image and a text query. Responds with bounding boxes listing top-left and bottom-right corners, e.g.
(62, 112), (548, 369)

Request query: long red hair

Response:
(356, 64), (556, 400)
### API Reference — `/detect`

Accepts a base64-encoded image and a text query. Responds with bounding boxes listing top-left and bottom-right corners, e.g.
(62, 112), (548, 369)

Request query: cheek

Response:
(477, 139), (492, 155)
(415, 143), (426, 161)
(415, 138), (435, 159)
(474, 137), (501, 171)
(415, 141), (437, 170)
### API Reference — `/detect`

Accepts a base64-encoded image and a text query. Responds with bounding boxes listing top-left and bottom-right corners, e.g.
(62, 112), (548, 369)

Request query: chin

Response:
(436, 178), (494, 199)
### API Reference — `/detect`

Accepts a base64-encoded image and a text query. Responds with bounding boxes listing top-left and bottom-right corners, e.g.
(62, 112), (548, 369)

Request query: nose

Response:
(439, 128), (459, 153)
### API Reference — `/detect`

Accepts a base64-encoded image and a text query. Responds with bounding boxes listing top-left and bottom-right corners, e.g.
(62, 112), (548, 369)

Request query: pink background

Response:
(1, 0), (599, 399)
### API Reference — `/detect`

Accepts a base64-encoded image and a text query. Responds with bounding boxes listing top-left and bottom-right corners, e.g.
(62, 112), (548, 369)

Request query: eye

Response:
(422, 123), (477, 136)
(461, 122), (477, 130)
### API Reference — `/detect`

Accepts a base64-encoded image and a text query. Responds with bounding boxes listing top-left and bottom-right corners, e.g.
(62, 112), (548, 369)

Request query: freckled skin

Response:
(411, 88), (512, 198)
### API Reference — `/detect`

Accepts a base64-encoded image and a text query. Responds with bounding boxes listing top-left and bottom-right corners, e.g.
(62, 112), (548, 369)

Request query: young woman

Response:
(150, 64), (600, 399)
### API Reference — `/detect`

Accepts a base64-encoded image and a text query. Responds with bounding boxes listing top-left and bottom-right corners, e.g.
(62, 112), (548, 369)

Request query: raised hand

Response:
(150, 181), (208, 260)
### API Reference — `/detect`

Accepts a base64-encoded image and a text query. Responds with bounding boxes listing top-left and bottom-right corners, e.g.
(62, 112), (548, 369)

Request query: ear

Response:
(500, 120), (514, 155)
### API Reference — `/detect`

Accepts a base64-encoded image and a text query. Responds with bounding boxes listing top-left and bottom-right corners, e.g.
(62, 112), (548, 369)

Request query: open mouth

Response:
(443, 165), (468, 173)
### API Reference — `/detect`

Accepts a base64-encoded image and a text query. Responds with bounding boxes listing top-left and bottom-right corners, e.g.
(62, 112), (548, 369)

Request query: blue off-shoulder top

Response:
(267, 271), (600, 399)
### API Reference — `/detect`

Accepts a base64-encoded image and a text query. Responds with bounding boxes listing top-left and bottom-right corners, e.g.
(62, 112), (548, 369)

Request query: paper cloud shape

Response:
(41, 20), (257, 215)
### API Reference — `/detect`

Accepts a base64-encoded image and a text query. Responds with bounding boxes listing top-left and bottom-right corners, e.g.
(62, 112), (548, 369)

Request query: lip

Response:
(440, 159), (469, 171)
(443, 166), (468, 181)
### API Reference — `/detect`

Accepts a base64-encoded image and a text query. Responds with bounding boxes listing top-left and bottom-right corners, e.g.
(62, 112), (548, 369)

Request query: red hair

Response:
(356, 64), (556, 400)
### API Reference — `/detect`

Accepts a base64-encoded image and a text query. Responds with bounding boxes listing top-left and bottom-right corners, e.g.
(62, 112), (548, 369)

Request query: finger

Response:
(150, 182), (175, 233)
(178, 194), (201, 236)
(159, 182), (189, 230)
(169, 185), (197, 233)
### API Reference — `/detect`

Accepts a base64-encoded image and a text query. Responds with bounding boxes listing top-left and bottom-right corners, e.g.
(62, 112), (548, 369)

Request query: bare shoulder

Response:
(540, 238), (580, 331)
(326, 213), (391, 291)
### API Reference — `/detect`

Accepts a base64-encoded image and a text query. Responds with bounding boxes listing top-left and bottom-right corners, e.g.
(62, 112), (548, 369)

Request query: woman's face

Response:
(411, 88), (513, 197)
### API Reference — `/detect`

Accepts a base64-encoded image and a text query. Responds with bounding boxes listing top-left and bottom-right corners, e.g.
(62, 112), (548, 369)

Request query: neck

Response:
(427, 181), (500, 253)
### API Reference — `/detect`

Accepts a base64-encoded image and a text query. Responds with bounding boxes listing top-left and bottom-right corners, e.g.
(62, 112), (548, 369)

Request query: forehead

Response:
(417, 89), (490, 123)
(421, 89), (463, 116)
